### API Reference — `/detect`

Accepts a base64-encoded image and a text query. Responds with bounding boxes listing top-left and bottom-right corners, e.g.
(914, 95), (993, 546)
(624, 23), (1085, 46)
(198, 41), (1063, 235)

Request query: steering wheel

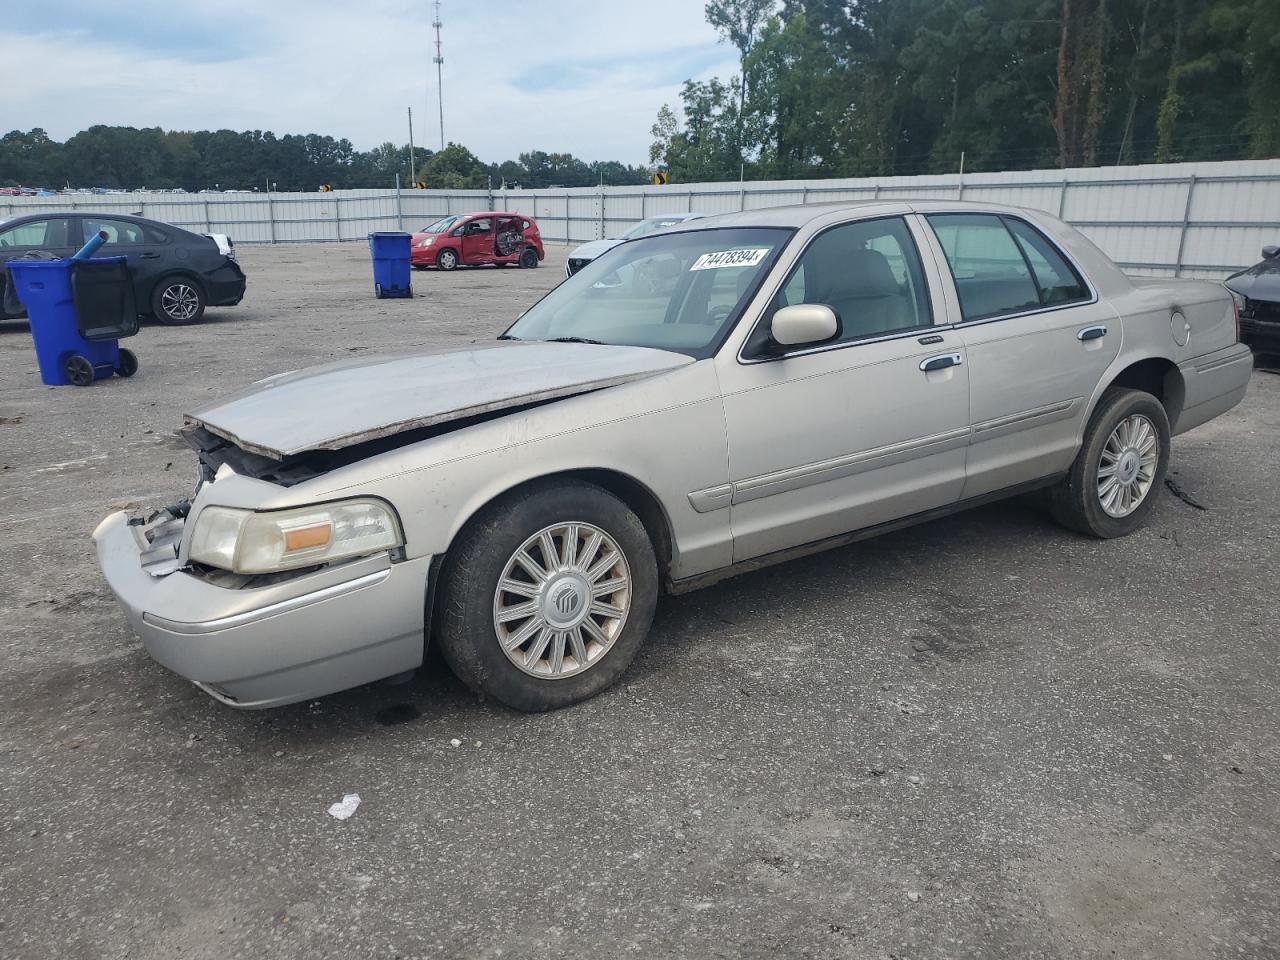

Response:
(706, 303), (734, 325)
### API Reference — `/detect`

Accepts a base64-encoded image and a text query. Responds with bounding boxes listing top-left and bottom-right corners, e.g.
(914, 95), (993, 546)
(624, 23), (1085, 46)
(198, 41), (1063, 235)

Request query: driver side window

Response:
(769, 216), (931, 344)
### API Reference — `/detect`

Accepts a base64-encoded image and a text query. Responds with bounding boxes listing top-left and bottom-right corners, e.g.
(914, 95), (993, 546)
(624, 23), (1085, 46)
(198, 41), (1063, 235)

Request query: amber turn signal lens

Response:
(284, 524), (332, 552)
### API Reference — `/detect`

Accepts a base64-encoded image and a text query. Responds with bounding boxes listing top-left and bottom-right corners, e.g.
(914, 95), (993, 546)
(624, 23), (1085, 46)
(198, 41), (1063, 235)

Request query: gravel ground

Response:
(1, 242), (1278, 960)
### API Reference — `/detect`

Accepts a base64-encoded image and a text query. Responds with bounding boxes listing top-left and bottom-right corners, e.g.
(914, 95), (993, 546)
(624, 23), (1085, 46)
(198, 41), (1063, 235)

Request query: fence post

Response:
(688, 189), (695, 212)
(1173, 175), (1197, 278)
(599, 187), (605, 240)
(1058, 175), (1069, 218)
(335, 194), (343, 241)
(640, 191), (646, 219)
(395, 174), (403, 231)
(565, 194), (571, 244)
(203, 196), (211, 233)
(266, 189), (276, 244)
(801, 184), (808, 206)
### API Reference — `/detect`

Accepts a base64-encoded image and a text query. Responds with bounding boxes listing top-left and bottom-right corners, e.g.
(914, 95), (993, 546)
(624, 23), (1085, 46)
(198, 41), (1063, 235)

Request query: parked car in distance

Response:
(0, 212), (245, 324)
(95, 201), (1251, 713)
(411, 212), (544, 271)
(1225, 244), (1280, 351)
(566, 213), (705, 277)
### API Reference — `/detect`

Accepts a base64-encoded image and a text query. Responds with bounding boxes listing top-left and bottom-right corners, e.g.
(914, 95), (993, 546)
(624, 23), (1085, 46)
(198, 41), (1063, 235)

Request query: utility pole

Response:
(408, 106), (416, 187)
(432, 0), (445, 150)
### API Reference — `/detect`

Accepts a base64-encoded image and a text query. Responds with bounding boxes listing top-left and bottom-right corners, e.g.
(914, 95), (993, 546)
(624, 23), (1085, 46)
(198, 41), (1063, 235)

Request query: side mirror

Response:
(1263, 244), (1279, 260)
(771, 303), (839, 348)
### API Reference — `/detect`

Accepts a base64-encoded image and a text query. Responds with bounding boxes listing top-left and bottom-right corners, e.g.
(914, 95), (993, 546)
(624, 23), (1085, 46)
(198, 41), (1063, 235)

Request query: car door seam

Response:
(970, 398), (1082, 440)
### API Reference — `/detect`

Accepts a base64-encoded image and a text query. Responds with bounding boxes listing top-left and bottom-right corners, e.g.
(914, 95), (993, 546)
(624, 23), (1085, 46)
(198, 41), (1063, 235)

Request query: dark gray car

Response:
(0, 212), (246, 324)
(1225, 244), (1280, 351)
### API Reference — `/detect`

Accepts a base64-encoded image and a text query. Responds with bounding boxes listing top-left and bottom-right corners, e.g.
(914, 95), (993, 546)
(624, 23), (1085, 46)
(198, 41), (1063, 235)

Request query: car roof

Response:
(0, 210), (193, 230)
(669, 198), (1046, 231)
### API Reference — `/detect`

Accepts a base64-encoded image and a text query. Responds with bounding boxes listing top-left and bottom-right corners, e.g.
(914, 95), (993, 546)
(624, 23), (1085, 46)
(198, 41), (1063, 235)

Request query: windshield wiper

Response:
(546, 336), (605, 345)
(496, 334), (521, 340)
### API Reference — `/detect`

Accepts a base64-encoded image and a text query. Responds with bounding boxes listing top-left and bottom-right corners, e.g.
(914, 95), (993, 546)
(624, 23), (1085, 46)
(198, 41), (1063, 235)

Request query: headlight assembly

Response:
(188, 499), (403, 574)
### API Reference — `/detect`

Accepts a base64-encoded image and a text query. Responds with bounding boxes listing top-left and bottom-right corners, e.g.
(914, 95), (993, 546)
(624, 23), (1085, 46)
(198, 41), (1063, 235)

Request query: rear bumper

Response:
(205, 261), (246, 306)
(1174, 342), (1253, 435)
(1241, 317), (1280, 348)
(93, 511), (428, 708)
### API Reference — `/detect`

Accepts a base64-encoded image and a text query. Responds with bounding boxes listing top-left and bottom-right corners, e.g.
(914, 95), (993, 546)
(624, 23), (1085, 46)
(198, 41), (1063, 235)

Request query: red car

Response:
(411, 212), (544, 271)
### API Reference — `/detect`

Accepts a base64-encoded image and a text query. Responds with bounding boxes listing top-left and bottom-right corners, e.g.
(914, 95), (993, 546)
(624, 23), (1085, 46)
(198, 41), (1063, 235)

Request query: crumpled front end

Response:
(93, 469), (429, 708)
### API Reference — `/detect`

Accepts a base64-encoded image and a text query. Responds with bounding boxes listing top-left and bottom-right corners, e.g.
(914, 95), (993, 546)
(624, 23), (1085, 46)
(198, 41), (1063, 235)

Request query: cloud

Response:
(3, 0), (741, 166)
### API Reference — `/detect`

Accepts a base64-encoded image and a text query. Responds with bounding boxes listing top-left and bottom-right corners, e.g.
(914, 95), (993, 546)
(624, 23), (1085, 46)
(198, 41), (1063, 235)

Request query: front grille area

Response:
(567, 258), (591, 275)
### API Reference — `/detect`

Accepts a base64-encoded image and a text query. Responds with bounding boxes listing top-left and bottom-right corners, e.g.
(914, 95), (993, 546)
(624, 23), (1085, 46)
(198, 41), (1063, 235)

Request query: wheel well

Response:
(1104, 358), (1185, 430)
(451, 469), (675, 583)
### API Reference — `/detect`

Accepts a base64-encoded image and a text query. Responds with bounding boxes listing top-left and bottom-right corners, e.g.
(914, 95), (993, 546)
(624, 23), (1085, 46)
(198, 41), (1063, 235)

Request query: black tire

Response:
(436, 249), (459, 271)
(435, 480), (659, 712)
(519, 247), (539, 269)
(116, 348), (138, 378)
(1049, 388), (1171, 538)
(64, 354), (94, 386)
(151, 276), (206, 325)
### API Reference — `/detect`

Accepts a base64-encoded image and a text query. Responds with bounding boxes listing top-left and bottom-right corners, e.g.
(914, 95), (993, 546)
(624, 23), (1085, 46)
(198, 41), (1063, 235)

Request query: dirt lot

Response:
(1, 242), (1278, 960)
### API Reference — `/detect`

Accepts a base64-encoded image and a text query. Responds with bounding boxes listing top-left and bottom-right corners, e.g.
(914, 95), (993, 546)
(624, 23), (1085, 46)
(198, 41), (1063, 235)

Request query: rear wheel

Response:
(519, 247), (539, 269)
(436, 249), (459, 271)
(152, 277), (205, 324)
(1049, 388), (1170, 538)
(116, 348), (138, 378)
(435, 480), (658, 712)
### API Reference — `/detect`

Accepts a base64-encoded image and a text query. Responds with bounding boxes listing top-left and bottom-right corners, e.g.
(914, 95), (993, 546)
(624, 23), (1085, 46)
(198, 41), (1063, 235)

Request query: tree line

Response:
(5, 1), (1275, 193)
(651, 0), (1280, 182)
(0, 126), (653, 192)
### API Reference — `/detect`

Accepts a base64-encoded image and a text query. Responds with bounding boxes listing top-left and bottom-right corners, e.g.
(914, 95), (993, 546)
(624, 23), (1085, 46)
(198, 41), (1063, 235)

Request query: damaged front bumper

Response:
(92, 510), (429, 708)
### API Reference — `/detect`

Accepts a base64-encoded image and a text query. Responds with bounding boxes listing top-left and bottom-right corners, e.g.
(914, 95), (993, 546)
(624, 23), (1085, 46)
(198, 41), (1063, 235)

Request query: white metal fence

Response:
(4, 159), (1279, 279)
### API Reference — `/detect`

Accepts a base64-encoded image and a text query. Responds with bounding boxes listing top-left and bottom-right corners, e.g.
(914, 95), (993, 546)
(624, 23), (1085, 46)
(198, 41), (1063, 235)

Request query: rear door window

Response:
(83, 218), (148, 245)
(927, 213), (1090, 320)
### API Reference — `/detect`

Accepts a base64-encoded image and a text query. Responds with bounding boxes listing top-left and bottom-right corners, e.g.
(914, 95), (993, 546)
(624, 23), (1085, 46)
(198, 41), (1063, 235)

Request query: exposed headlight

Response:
(188, 499), (403, 574)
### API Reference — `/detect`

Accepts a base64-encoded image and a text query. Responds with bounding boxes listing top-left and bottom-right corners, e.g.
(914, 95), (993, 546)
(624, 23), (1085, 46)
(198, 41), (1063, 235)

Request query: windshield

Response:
(502, 227), (791, 358)
(621, 216), (693, 240)
(420, 216), (460, 234)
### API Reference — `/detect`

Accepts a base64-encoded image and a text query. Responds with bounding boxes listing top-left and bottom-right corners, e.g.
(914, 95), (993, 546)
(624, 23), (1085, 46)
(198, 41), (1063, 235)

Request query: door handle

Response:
(140, 252), (161, 259)
(1077, 325), (1107, 341)
(920, 353), (963, 372)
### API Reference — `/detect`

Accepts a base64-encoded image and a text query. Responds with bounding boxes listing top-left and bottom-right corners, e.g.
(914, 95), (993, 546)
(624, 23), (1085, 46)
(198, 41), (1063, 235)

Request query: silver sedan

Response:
(94, 201), (1253, 711)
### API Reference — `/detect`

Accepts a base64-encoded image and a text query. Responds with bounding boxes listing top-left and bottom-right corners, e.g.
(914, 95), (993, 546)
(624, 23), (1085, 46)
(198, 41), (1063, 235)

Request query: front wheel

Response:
(436, 249), (459, 271)
(1049, 388), (1171, 538)
(152, 277), (205, 324)
(435, 480), (658, 712)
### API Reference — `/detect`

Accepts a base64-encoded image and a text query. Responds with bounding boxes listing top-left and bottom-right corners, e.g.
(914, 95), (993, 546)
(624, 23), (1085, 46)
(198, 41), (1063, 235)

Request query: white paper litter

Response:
(327, 793), (361, 820)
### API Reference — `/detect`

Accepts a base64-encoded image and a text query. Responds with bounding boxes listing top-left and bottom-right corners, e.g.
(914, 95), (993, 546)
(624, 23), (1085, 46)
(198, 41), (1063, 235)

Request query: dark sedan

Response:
(0, 212), (246, 324)
(1225, 244), (1280, 352)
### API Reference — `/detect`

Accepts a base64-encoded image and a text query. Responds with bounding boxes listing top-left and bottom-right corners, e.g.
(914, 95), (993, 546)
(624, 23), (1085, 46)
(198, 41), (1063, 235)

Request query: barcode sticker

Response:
(689, 248), (769, 271)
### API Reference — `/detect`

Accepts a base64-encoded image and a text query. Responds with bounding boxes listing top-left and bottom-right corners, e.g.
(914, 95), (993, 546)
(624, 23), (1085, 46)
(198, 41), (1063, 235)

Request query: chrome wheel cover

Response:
(161, 283), (199, 320)
(493, 522), (631, 680)
(1098, 414), (1159, 518)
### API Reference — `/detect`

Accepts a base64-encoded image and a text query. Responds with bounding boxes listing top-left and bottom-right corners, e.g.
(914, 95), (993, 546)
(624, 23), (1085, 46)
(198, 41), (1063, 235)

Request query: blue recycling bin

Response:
(7, 256), (137, 386)
(368, 231), (413, 299)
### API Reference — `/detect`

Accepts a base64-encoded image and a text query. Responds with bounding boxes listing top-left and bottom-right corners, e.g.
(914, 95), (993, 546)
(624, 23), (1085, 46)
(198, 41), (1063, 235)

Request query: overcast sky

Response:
(5, 0), (737, 165)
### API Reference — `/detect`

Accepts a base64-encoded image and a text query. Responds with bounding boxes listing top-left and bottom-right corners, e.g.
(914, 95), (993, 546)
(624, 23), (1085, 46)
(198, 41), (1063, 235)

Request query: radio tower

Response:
(432, 0), (445, 151)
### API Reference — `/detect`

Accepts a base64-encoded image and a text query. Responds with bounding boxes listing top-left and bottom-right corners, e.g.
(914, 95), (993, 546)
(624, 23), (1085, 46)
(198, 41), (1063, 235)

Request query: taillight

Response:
(1227, 289), (1244, 342)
